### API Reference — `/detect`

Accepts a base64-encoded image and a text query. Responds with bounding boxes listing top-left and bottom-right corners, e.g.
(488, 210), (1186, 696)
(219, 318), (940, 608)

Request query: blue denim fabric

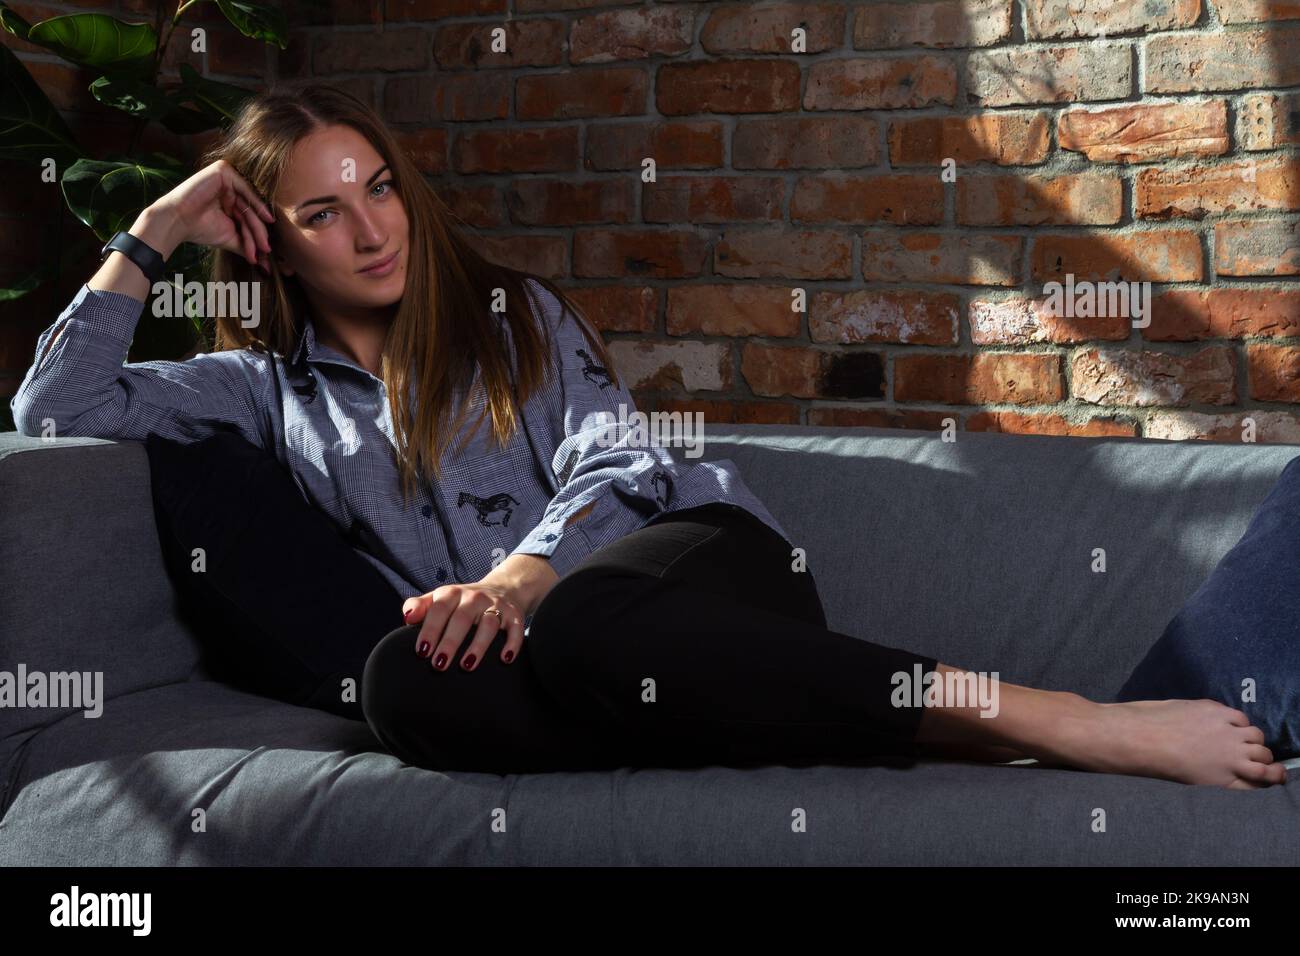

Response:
(1117, 454), (1300, 759)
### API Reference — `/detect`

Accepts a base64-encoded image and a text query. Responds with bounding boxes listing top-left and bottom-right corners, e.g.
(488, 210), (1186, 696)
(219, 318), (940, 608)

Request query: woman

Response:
(11, 85), (1285, 790)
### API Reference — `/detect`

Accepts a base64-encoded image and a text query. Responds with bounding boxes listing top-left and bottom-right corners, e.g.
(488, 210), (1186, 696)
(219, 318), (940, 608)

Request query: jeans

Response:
(361, 501), (940, 774)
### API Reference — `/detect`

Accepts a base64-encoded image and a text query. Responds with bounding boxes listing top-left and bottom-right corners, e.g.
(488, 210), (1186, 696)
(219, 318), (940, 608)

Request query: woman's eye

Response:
(307, 181), (393, 225)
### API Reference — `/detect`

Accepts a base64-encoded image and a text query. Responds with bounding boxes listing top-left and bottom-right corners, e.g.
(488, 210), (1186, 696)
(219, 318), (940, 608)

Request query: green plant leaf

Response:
(214, 0), (288, 49)
(174, 62), (254, 126)
(0, 2), (34, 40)
(26, 13), (156, 77)
(0, 272), (44, 302)
(0, 44), (82, 169)
(88, 72), (216, 134)
(61, 157), (187, 241)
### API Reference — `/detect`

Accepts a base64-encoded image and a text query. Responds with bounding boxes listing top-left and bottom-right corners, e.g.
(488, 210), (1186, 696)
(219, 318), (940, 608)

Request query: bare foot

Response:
(1042, 696), (1288, 789)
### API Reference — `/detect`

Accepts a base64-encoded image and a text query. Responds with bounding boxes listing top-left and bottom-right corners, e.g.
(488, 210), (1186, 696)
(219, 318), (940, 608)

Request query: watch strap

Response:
(100, 230), (166, 284)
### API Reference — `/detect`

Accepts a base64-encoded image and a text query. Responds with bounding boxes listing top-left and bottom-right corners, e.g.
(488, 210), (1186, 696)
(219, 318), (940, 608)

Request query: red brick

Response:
(466, 234), (566, 277)
(658, 60), (801, 114)
(966, 411), (1137, 437)
(715, 229), (854, 279)
(1215, 220), (1300, 276)
(742, 344), (886, 399)
(888, 112), (1050, 166)
(853, 0), (1012, 48)
(969, 296), (1130, 344)
(314, 29), (428, 73)
(894, 353), (1063, 404)
(1248, 343), (1300, 401)
(1144, 410), (1300, 442)
(564, 285), (658, 334)
(1137, 159), (1300, 219)
(573, 229), (709, 278)
(434, 184), (502, 228)
(652, 397), (801, 425)
(586, 121), (724, 171)
(1216, 0), (1300, 23)
(433, 19), (565, 68)
(957, 172), (1123, 226)
(572, 6), (695, 63)
(805, 56), (957, 110)
(1146, 27), (1300, 92)
(965, 45), (1132, 106)
(791, 174), (944, 224)
(1059, 101), (1229, 162)
(1031, 232), (1204, 283)
(666, 285), (802, 337)
(1026, 0), (1200, 39)
(1237, 92), (1300, 150)
(395, 128), (449, 175)
(506, 179), (636, 226)
(861, 232), (1022, 286)
(387, 0), (503, 17)
(606, 339), (732, 392)
(643, 177), (784, 223)
(1144, 288), (1300, 339)
(452, 127), (578, 174)
(734, 117), (880, 169)
(702, 3), (844, 54)
(385, 73), (510, 123)
(517, 68), (648, 120)
(811, 289), (960, 344)
(1070, 347), (1236, 406)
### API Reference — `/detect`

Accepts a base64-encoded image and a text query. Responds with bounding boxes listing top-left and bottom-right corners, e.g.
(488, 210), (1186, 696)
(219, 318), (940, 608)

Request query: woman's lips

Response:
(359, 249), (399, 276)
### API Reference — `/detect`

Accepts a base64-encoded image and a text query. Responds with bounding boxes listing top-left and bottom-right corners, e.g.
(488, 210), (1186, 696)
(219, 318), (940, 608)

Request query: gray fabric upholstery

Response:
(1, 428), (1298, 865)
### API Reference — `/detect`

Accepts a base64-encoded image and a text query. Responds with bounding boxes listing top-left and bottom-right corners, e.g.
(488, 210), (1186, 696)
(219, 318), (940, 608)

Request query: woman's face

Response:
(270, 124), (409, 315)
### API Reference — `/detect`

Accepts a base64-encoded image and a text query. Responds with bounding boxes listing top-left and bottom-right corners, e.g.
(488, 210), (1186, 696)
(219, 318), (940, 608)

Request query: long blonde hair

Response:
(199, 83), (620, 502)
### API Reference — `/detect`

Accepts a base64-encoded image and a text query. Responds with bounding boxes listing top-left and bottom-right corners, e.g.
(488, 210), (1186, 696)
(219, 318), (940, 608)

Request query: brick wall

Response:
(6, 1), (1299, 443)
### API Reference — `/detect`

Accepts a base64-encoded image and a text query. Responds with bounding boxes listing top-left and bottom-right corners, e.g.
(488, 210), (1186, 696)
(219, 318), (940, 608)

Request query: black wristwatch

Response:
(100, 229), (166, 284)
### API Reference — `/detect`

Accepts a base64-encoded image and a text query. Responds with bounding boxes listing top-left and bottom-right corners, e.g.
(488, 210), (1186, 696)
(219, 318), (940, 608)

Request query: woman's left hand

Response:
(402, 583), (526, 672)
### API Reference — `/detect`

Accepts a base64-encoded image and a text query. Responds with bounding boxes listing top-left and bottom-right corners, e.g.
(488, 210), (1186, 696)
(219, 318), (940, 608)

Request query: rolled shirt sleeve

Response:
(9, 282), (270, 449)
(510, 280), (684, 579)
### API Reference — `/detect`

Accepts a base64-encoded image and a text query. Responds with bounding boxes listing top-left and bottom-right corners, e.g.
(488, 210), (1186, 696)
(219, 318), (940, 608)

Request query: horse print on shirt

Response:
(555, 447), (580, 486)
(575, 348), (612, 389)
(650, 469), (673, 507)
(458, 491), (520, 527)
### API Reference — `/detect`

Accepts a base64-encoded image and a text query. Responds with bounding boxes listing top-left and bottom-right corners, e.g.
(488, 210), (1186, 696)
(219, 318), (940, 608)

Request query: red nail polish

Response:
(417, 640), (430, 657)
(462, 654), (476, 669)
(434, 653), (447, 669)
(503, 650), (514, 663)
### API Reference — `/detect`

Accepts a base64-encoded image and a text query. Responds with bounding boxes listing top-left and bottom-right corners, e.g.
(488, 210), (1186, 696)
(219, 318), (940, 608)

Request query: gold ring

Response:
(482, 607), (502, 620)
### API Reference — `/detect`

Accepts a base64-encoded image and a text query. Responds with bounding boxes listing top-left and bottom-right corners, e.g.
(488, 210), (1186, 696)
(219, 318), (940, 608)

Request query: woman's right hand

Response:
(144, 159), (277, 273)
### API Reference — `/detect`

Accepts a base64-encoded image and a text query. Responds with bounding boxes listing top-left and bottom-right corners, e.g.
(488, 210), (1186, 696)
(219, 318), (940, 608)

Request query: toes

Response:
(1226, 777), (1264, 790)
(1242, 725), (1265, 745)
(1234, 759), (1281, 786)
(1222, 705), (1251, 727)
(1245, 743), (1275, 765)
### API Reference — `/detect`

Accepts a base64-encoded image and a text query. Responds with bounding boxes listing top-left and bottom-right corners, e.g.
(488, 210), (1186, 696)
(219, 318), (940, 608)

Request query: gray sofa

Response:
(1, 425), (1298, 866)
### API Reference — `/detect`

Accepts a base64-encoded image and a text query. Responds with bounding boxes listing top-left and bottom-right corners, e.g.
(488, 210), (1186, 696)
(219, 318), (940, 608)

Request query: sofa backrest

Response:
(0, 434), (205, 740)
(676, 425), (1300, 703)
(3, 425), (1297, 741)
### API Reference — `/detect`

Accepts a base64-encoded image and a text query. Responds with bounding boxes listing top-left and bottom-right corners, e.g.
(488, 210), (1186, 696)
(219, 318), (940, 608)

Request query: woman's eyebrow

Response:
(293, 163), (391, 213)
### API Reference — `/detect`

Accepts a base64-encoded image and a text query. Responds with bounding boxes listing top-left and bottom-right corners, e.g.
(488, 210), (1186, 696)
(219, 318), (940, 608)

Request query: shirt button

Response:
(421, 504), (433, 517)
(436, 567), (447, 582)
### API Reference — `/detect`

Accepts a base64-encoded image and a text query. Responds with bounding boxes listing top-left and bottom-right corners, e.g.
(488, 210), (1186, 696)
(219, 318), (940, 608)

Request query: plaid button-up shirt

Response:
(11, 278), (788, 602)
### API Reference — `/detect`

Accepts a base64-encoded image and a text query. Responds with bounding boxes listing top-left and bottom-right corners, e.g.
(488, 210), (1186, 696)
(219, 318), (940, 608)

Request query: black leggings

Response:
(145, 429), (938, 775)
(361, 502), (940, 774)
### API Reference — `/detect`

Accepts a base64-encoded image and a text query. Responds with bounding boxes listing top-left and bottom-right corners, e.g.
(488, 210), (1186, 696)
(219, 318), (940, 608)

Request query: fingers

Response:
(236, 202), (272, 274)
(403, 587), (523, 672)
(223, 161), (275, 223)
